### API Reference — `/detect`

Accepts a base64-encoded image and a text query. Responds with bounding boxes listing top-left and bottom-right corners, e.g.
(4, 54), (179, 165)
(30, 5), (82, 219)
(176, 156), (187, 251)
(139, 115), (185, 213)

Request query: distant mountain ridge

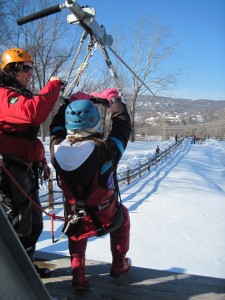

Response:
(135, 95), (225, 114)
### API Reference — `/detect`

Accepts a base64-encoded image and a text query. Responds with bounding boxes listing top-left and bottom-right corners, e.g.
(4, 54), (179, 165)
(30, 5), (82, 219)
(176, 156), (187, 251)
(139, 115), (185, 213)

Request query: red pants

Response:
(68, 205), (130, 259)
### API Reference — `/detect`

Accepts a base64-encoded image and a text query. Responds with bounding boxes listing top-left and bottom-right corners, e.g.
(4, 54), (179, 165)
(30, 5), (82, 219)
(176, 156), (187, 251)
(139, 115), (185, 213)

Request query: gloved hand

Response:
(91, 88), (119, 101)
(70, 91), (92, 102)
(49, 76), (62, 82)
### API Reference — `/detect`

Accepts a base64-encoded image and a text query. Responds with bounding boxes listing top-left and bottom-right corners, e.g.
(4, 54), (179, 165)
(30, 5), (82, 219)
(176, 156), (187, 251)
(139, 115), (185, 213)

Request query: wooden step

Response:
(35, 251), (225, 300)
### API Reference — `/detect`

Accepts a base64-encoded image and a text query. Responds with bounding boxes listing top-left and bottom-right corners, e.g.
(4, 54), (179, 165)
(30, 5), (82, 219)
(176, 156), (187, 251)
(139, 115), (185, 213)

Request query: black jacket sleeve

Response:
(106, 98), (132, 164)
(49, 104), (67, 164)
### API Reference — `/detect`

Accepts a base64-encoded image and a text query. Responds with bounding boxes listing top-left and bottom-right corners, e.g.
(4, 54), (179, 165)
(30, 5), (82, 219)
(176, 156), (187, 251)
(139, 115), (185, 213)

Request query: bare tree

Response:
(111, 17), (182, 141)
(0, 0), (12, 51)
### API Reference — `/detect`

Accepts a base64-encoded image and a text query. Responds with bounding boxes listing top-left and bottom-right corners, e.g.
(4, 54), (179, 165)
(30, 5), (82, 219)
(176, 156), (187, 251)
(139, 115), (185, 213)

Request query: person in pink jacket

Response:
(0, 47), (62, 277)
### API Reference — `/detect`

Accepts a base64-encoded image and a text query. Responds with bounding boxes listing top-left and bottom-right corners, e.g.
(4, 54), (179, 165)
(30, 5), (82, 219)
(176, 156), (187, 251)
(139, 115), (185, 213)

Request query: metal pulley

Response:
(69, 209), (86, 224)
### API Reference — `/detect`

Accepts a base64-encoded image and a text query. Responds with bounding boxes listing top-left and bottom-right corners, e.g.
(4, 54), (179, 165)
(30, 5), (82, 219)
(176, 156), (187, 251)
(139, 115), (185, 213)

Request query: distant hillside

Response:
(124, 95), (225, 138)
(134, 95), (225, 114)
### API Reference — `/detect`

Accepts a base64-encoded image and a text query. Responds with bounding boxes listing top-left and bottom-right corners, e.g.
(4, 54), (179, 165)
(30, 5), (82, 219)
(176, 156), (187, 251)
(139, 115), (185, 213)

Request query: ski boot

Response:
(110, 255), (131, 278)
(34, 264), (51, 278)
(71, 254), (89, 290)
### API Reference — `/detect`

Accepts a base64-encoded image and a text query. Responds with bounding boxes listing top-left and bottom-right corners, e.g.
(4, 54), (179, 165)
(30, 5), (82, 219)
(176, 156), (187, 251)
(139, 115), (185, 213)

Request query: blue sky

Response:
(81, 0), (225, 100)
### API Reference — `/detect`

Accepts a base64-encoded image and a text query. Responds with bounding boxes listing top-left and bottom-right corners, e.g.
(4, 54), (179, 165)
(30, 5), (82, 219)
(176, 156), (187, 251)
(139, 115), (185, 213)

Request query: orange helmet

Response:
(1, 48), (33, 70)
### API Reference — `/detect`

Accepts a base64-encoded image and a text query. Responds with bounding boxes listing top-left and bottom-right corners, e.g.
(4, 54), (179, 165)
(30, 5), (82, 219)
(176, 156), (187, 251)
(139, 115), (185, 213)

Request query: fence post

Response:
(127, 166), (130, 185)
(148, 158), (151, 171)
(48, 172), (54, 209)
(139, 161), (142, 177)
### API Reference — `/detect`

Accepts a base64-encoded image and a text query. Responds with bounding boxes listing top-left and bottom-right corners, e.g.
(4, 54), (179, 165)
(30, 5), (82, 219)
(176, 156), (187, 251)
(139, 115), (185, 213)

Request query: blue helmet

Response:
(65, 100), (102, 133)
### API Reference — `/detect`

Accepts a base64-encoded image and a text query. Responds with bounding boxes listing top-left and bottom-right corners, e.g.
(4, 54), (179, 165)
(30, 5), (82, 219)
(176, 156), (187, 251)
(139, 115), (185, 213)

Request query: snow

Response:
(37, 138), (225, 280)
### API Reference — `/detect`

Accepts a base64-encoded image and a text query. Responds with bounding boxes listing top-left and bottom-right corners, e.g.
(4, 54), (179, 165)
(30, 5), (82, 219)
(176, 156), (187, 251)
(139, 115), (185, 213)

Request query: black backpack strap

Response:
(113, 169), (122, 204)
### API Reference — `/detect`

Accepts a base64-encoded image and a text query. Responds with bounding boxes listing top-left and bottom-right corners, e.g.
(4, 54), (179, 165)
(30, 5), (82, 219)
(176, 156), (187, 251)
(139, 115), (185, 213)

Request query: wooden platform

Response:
(35, 251), (225, 300)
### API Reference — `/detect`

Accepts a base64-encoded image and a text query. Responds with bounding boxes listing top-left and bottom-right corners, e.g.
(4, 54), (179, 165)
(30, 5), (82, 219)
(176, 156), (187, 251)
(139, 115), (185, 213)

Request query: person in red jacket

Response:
(0, 47), (62, 277)
(50, 88), (132, 290)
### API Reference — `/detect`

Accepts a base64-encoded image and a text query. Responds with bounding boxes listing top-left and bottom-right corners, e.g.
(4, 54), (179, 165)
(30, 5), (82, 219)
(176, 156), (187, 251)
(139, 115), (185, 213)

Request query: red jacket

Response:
(0, 80), (61, 163)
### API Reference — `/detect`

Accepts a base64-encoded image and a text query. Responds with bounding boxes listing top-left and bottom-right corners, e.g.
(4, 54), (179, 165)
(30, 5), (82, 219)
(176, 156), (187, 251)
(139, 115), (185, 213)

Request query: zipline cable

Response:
(65, 30), (88, 84)
(108, 46), (168, 108)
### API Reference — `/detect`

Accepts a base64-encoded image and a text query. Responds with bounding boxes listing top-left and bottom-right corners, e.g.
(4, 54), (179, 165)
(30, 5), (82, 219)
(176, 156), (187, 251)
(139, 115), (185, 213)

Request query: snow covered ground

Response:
(37, 138), (225, 280)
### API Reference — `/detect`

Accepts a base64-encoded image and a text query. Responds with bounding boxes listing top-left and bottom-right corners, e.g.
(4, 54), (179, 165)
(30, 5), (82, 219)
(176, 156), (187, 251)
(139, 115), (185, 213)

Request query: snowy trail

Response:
(37, 139), (225, 279)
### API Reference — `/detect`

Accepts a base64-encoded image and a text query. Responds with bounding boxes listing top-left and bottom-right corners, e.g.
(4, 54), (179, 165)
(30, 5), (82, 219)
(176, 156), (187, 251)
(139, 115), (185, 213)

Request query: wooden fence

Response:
(117, 138), (184, 186)
(41, 138), (184, 207)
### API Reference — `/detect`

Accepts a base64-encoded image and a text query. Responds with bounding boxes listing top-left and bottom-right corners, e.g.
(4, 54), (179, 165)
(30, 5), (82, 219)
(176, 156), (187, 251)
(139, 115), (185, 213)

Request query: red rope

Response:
(50, 212), (55, 243)
(0, 161), (66, 222)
